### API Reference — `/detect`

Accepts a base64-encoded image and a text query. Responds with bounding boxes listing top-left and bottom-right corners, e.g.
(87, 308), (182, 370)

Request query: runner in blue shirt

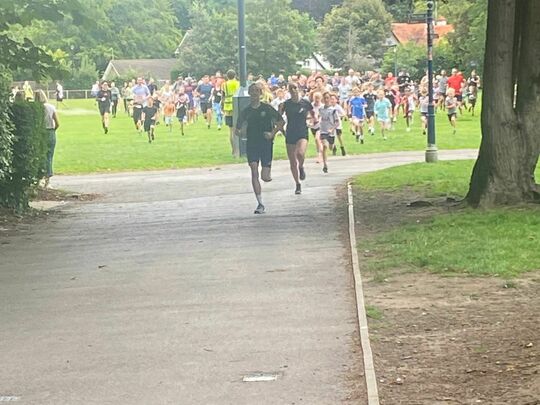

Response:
(374, 90), (392, 140)
(348, 88), (367, 144)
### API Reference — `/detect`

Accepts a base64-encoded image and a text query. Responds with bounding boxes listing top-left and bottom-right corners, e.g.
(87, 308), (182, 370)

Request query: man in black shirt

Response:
(96, 81), (112, 134)
(142, 97), (158, 143)
(236, 83), (284, 214)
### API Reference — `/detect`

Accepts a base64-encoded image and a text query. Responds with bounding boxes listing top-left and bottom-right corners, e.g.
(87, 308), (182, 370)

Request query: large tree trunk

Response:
(466, 0), (540, 207)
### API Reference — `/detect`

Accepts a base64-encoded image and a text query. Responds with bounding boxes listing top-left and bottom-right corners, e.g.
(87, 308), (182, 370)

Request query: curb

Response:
(347, 182), (380, 405)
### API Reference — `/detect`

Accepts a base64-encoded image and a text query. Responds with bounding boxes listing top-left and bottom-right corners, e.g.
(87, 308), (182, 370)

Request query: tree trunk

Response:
(466, 0), (540, 207)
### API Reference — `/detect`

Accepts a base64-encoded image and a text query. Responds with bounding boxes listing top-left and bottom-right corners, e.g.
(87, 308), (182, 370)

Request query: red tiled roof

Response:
(391, 22), (454, 45)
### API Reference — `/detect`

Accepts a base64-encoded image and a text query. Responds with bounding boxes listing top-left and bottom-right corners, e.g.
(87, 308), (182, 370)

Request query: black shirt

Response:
(142, 106), (158, 122)
(211, 88), (223, 104)
(236, 102), (283, 146)
(363, 92), (377, 112)
(96, 90), (111, 107)
(282, 99), (312, 138)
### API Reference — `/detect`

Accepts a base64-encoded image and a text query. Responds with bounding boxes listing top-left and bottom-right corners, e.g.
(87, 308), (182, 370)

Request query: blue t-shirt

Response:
(374, 98), (392, 120)
(349, 96), (366, 119)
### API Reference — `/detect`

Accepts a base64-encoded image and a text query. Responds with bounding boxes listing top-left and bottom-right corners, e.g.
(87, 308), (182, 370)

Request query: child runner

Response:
(308, 91), (322, 163)
(211, 85), (224, 130)
(363, 85), (377, 135)
(142, 97), (158, 143)
(279, 83), (314, 194)
(318, 92), (339, 173)
(330, 94), (346, 156)
(163, 99), (176, 132)
(419, 88), (429, 135)
(197, 75), (214, 128)
(175, 89), (189, 136)
(404, 88), (416, 133)
(96, 81), (112, 134)
(374, 90), (392, 140)
(348, 88), (367, 143)
(445, 88), (458, 134)
(235, 83), (284, 214)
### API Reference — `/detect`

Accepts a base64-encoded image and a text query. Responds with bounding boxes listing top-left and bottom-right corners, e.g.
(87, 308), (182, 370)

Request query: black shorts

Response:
(421, 112), (428, 118)
(336, 129), (342, 136)
(247, 141), (273, 167)
(366, 111), (374, 119)
(98, 103), (110, 116)
(144, 119), (156, 132)
(456, 94), (463, 102)
(285, 134), (308, 145)
(133, 105), (143, 122)
(447, 113), (457, 121)
(176, 107), (187, 121)
(200, 102), (210, 112)
(320, 133), (335, 145)
(56, 96), (63, 102)
(225, 115), (234, 127)
(310, 128), (319, 136)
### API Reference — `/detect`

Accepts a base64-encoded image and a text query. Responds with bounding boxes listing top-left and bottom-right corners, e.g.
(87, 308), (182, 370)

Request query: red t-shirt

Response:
(447, 74), (464, 94)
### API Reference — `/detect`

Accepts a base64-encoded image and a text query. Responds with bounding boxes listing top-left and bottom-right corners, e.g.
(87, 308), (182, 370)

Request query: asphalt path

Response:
(0, 150), (476, 404)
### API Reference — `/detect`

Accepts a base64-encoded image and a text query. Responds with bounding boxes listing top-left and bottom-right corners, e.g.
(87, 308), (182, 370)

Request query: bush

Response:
(0, 101), (47, 212)
(0, 68), (14, 183)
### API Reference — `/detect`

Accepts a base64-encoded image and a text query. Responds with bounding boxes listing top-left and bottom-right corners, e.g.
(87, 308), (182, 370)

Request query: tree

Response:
(466, 0), (540, 207)
(382, 0), (413, 22)
(291, 0), (343, 20)
(318, 0), (392, 70)
(176, 0), (315, 78)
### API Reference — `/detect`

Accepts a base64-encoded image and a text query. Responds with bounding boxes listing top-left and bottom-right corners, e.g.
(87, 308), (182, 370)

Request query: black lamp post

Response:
(425, 0), (438, 163)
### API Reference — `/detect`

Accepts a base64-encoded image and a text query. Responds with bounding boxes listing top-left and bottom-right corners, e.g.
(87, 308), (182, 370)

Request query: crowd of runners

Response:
(86, 67), (480, 213)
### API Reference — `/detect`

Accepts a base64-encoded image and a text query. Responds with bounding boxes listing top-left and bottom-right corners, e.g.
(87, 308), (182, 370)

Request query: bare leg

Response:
(287, 143), (299, 185)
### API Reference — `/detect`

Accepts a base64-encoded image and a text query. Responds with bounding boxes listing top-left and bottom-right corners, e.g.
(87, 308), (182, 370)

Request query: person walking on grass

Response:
(35, 90), (59, 189)
(235, 83), (284, 214)
(445, 88), (458, 134)
(318, 92), (339, 174)
(96, 81), (112, 134)
(374, 90), (392, 140)
(142, 96), (158, 143)
(279, 83), (314, 195)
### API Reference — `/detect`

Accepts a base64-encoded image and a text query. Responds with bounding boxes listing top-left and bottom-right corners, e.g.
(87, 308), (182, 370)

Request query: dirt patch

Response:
(354, 190), (540, 404)
(33, 187), (100, 202)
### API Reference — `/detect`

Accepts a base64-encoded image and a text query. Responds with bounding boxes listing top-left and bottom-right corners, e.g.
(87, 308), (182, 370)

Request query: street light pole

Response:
(425, 0), (438, 163)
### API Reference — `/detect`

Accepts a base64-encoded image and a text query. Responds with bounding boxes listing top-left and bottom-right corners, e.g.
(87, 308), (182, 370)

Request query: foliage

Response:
(0, 68), (14, 183)
(382, 0), (413, 22)
(381, 38), (456, 80)
(0, 101), (48, 212)
(291, 0), (343, 20)
(64, 55), (99, 89)
(318, 0), (393, 70)
(176, 0), (315, 78)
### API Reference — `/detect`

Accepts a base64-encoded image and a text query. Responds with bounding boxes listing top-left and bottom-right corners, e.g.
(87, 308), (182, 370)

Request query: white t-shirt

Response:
(44, 103), (57, 129)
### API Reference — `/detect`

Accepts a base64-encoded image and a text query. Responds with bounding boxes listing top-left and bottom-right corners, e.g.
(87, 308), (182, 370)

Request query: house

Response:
(297, 53), (335, 72)
(388, 17), (454, 46)
(102, 59), (178, 82)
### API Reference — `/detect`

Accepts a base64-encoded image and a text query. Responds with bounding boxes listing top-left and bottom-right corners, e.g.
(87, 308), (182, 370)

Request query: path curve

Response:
(0, 150), (477, 405)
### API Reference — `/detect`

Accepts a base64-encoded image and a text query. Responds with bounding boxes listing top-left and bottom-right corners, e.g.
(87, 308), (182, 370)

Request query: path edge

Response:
(347, 182), (380, 405)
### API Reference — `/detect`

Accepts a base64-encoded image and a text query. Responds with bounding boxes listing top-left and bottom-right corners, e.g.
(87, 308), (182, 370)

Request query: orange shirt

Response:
(164, 103), (175, 116)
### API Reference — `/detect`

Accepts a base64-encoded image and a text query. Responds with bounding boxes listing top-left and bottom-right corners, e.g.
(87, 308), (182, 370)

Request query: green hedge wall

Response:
(0, 69), (14, 184)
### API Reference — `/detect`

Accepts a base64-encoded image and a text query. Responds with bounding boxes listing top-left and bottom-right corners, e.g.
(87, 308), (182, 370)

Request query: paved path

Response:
(0, 150), (476, 405)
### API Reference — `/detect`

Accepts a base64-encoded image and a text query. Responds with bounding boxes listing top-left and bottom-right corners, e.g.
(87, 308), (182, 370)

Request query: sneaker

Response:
(218, 125), (222, 130)
(151, 133), (155, 140)
(104, 127), (108, 134)
(207, 123), (210, 129)
(355, 135), (360, 143)
(299, 167), (306, 181)
(254, 204), (265, 214)
(332, 146), (337, 156)
(360, 138), (364, 144)
(422, 130), (426, 135)
(323, 165), (328, 173)
(453, 129), (456, 135)
(295, 184), (302, 195)
(341, 146), (346, 156)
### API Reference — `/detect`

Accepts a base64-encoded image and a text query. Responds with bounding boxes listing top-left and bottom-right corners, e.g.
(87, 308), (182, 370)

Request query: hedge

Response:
(0, 69), (13, 184)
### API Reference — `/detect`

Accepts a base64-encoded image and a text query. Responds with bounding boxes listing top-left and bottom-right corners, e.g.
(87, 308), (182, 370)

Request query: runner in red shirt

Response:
(447, 68), (465, 113)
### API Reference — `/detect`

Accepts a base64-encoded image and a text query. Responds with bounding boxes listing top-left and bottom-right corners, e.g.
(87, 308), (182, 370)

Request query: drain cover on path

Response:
(0, 397), (20, 402)
(242, 372), (281, 382)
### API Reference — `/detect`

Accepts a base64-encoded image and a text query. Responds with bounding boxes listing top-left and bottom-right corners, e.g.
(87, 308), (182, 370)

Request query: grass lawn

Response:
(353, 160), (540, 279)
(54, 99), (481, 174)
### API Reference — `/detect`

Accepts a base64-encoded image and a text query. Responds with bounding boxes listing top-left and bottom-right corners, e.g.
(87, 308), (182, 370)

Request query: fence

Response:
(46, 89), (96, 100)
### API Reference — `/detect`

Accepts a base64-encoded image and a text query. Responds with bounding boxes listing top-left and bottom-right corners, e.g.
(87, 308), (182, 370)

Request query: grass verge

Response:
(354, 160), (540, 279)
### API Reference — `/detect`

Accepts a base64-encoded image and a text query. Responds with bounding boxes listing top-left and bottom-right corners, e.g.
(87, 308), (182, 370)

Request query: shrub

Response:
(0, 100), (47, 212)
(0, 68), (14, 183)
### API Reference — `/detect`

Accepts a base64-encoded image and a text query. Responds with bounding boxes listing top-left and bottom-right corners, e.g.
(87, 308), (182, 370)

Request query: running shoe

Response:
(299, 167), (306, 180)
(360, 138), (364, 144)
(254, 204), (265, 214)
(104, 127), (108, 134)
(341, 146), (346, 156)
(323, 165), (328, 173)
(355, 135), (360, 143)
(295, 184), (302, 195)
(332, 146), (337, 156)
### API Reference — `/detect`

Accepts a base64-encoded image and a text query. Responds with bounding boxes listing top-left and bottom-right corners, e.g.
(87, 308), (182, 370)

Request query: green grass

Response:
(54, 99), (481, 174)
(354, 160), (540, 279)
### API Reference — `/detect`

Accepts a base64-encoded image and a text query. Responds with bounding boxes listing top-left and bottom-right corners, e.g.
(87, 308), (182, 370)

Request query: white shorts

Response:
(351, 117), (364, 126)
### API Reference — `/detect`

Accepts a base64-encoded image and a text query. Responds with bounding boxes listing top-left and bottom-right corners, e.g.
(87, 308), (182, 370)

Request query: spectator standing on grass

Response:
(23, 81), (34, 101)
(35, 90), (59, 188)
(90, 80), (100, 98)
(55, 81), (67, 108)
(222, 70), (240, 157)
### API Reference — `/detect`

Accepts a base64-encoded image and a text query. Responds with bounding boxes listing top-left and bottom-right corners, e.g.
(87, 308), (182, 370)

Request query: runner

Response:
(175, 88), (189, 136)
(438, 70), (448, 110)
(404, 87), (416, 133)
(55, 81), (67, 108)
(211, 84), (224, 130)
(338, 77), (351, 118)
(142, 96), (158, 143)
(163, 99), (175, 133)
(445, 88), (458, 134)
(308, 91), (323, 163)
(348, 87), (367, 143)
(222, 70), (240, 157)
(110, 82), (120, 118)
(96, 81), (112, 134)
(235, 83), (284, 214)
(132, 77), (150, 132)
(330, 93), (347, 156)
(197, 75), (214, 129)
(122, 82), (132, 115)
(279, 83), (314, 194)
(373, 90), (392, 140)
(318, 92), (339, 174)
(363, 84), (377, 136)
(419, 88), (429, 135)
(447, 68), (465, 114)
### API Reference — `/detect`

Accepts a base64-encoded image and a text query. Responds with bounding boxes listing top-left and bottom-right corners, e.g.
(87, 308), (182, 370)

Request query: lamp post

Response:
(234, 0), (250, 157)
(425, 0), (438, 163)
